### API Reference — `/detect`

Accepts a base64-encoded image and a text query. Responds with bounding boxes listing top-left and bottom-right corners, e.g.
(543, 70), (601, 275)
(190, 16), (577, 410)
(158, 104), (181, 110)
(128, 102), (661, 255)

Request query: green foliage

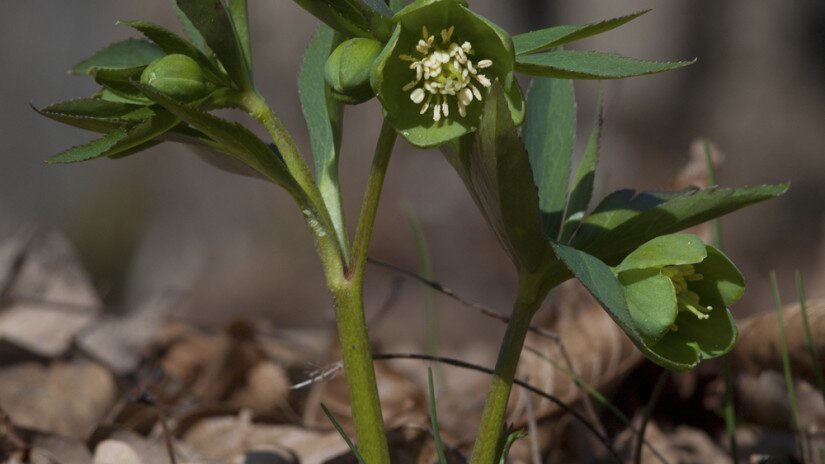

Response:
(291, 0), (393, 40)
(71, 39), (163, 75)
(325, 37), (383, 104)
(427, 368), (448, 464)
(516, 50), (694, 80)
(443, 83), (549, 273)
(299, 26), (348, 254)
(321, 403), (366, 464)
(523, 77), (576, 240)
(513, 10), (649, 55)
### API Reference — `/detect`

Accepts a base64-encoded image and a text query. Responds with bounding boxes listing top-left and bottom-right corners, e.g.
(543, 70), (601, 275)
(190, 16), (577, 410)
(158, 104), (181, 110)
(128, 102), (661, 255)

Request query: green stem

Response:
(333, 119), (396, 463)
(470, 280), (544, 464)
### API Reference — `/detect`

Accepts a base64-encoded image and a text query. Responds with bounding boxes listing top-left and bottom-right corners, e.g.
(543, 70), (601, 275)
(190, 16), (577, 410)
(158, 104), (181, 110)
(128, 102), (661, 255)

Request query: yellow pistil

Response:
(400, 26), (493, 122)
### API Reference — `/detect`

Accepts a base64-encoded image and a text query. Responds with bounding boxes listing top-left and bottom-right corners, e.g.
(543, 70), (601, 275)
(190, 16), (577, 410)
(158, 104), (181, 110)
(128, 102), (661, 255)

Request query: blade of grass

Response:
(427, 367), (448, 464)
(796, 271), (825, 405)
(321, 403), (366, 464)
(634, 370), (668, 464)
(769, 271), (803, 456)
(703, 138), (738, 462)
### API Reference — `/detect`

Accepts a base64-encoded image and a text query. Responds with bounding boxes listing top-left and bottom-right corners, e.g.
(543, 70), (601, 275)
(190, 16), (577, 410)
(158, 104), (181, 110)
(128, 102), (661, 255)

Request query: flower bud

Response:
(324, 38), (383, 105)
(140, 54), (214, 102)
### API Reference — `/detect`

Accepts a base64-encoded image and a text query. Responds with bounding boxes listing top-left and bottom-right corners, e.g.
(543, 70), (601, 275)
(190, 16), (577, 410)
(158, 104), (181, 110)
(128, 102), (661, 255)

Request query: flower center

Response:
(663, 264), (711, 323)
(399, 26), (493, 122)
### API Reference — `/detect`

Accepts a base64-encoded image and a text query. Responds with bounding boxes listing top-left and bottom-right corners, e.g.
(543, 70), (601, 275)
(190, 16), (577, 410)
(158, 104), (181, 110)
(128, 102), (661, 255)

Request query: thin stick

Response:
(634, 370), (668, 464)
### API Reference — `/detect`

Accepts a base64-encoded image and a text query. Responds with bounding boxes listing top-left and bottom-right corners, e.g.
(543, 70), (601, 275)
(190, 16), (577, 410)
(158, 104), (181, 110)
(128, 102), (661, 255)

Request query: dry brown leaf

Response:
(732, 299), (825, 384)
(30, 434), (93, 464)
(229, 361), (290, 413)
(182, 410), (348, 463)
(611, 421), (728, 464)
(0, 230), (100, 359)
(77, 296), (172, 375)
(0, 361), (115, 439)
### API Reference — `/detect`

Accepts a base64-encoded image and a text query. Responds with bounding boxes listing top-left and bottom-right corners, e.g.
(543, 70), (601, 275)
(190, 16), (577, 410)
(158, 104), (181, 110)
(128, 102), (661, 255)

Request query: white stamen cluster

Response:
(399, 26), (493, 122)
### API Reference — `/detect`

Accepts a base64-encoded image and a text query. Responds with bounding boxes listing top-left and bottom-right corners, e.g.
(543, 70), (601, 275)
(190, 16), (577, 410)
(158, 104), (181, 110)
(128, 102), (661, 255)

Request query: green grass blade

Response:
(321, 403), (366, 464)
(405, 206), (440, 371)
(769, 272), (803, 437)
(796, 271), (825, 404)
(427, 368), (448, 464)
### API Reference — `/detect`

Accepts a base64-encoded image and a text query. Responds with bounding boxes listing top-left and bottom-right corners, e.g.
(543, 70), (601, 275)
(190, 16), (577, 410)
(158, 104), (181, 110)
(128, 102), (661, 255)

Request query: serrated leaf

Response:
(172, 0), (209, 54)
(71, 39), (164, 75)
(35, 99), (152, 133)
(447, 82), (549, 272)
(516, 50), (694, 80)
(573, 184), (789, 265)
(513, 10), (650, 55)
(119, 20), (228, 85)
(228, 0), (252, 73)
(92, 66), (148, 100)
(47, 110), (178, 163)
(292, 0), (393, 40)
(299, 26), (347, 251)
(560, 88), (602, 243)
(137, 83), (300, 192)
(523, 77), (576, 240)
(176, 0), (252, 90)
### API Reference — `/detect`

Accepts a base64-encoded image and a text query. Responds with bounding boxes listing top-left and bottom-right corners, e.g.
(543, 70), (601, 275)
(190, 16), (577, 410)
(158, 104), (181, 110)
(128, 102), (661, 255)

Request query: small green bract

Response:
(614, 234), (744, 368)
(371, 0), (523, 148)
(325, 38), (383, 104)
(140, 54), (214, 102)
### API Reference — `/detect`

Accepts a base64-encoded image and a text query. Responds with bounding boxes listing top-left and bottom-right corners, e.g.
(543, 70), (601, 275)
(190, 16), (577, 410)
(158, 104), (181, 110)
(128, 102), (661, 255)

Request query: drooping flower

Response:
(613, 234), (743, 369)
(370, 0), (524, 148)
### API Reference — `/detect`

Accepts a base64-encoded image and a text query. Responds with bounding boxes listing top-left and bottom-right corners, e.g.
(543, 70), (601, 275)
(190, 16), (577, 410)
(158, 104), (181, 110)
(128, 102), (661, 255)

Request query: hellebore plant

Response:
(36, 0), (787, 462)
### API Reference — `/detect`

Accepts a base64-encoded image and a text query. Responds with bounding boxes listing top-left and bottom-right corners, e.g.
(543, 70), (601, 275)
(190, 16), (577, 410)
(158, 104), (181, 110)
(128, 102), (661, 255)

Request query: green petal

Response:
(615, 233), (707, 272)
(619, 268), (678, 344)
(653, 304), (737, 361)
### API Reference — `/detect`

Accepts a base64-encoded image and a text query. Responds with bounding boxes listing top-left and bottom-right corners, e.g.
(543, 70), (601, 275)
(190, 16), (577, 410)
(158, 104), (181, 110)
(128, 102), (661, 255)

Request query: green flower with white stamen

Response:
(371, 0), (524, 148)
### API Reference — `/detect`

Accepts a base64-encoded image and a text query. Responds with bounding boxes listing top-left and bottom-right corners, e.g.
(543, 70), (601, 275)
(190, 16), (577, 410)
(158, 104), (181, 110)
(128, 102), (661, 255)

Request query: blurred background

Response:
(2, 0), (824, 364)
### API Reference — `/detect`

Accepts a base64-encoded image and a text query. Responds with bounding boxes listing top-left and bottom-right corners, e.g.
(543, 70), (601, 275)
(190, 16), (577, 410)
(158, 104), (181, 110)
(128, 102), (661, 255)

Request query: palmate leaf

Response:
(119, 20), (229, 86)
(516, 50), (694, 80)
(572, 184), (790, 265)
(513, 10), (650, 55)
(47, 110), (178, 163)
(291, 0), (393, 40)
(443, 82), (549, 273)
(523, 77), (576, 241)
(560, 89), (603, 243)
(136, 83), (300, 194)
(299, 26), (347, 251)
(71, 39), (164, 75)
(176, 0), (252, 90)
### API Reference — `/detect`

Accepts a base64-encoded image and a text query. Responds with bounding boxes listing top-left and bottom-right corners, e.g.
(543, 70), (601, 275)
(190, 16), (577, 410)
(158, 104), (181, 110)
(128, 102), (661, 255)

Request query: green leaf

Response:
(619, 268), (677, 343)
(513, 10), (650, 55)
(320, 403), (366, 464)
(119, 20), (229, 86)
(171, 0), (210, 54)
(388, 0), (405, 13)
(616, 234), (707, 272)
(572, 184), (789, 265)
(34, 99), (154, 132)
(47, 110), (178, 163)
(299, 26), (347, 253)
(516, 50), (694, 80)
(456, 82), (549, 272)
(498, 428), (528, 464)
(228, 0), (253, 74)
(92, 66), (148, 100)
(71, 39), (164, 75)
(560, 89), (602, 243)
(176, 0), (252, 89)
(523, 77), (576, 240)
(137, 83), (300, 193)
(292, 0), (393, 40)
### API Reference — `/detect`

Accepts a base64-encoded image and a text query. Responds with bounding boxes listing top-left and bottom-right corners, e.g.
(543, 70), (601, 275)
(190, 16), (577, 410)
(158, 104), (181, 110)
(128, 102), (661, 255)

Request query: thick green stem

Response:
(331, 119), (395, 463)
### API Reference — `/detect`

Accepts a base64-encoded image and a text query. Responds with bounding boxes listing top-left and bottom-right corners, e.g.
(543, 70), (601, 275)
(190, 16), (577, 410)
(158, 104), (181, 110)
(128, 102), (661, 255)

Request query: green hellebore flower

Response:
(140, 54), (215, 102)
(325, 37), (384, 104)
(370, 0), (524, 148)
(614, 233), (744, 370)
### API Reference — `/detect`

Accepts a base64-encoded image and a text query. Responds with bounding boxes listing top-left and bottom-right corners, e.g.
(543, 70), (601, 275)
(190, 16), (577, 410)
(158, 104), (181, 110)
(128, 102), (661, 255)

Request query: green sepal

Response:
(516, 50), (694, 80)
(619, 268), (677, 344)
(141, 54), (216, 102)
(325, 37), (382, 104)
(692, 245), (745, 308)
(71, 39), (164, 75)
(47, 110), (179, 163)
(513, 10), (649, 55)
(615, 234), (707, 272)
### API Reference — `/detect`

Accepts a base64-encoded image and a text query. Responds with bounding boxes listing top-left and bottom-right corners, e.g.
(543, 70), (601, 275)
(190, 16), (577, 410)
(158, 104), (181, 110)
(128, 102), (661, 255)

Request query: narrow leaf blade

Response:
(514, 10), (650, 55)
(228, 0), (253, 74)
(71, 39), (164, 75)
(523, 77), (576, 240)
(291, 0), (392, 39)
(47, 128), (129, 163)
(516, 50), (694, 80)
